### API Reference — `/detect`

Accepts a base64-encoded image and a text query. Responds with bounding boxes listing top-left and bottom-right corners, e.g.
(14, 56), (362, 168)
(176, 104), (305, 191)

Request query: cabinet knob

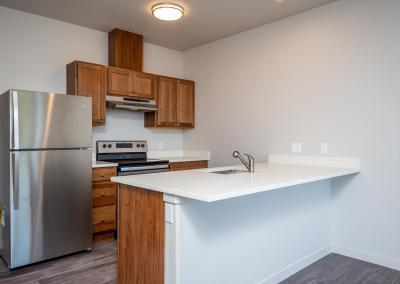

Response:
(101, 116), (105, 120)
(100, 173), (105, 177)
(100, 218), (105, 223)
(101, 193), (105, 197)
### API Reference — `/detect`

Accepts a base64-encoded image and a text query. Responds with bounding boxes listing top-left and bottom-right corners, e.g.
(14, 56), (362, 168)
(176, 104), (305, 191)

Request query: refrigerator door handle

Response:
(11, 90), (19, 149)
(12, 152), (19, 210)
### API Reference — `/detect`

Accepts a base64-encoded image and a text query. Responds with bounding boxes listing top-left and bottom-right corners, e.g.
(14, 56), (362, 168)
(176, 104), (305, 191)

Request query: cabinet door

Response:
(132, 71), (156, 99)
(177, 79), (195, 128)
(108, 67), (132, 97)
(77, 62), (106, 125)
(157, 76), (177, 126)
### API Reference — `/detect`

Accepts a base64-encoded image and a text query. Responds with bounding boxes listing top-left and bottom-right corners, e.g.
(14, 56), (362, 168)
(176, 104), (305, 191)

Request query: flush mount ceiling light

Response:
(152, 3), (184, 21)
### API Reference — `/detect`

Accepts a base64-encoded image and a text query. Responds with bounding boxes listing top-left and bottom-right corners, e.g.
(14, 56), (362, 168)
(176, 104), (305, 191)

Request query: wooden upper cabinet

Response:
(156, 76), (177, 126)
(108, 67), (132, 97)
(67, 61), (107, 126)
(109, 28), (143, 72)
(144, 76), (195, 128)
(108, 67), (156, 100)
(132, 71), (156, 100)
(177, 79), (195, 128)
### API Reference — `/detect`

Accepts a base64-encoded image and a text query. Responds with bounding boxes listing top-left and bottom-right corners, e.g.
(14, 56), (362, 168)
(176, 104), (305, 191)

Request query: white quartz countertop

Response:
(148, 150), (210, 163)
(111, 162), (360, 202)
(92, 161), (118, 168)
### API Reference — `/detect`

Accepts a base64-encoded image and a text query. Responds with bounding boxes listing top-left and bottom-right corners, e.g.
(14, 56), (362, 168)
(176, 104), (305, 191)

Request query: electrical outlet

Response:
(165, 203), (174, 224)
(291, 143), (302, 153)
(320, 143), (328, 154)
(158, 141), (164, 150)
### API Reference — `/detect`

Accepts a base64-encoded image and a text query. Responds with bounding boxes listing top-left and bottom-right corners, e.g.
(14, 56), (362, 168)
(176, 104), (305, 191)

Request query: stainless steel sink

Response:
(211, 169), (248, 175)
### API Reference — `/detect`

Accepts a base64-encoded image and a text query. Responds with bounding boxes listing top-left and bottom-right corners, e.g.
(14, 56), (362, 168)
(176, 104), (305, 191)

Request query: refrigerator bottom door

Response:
(10, 149), (92, 268)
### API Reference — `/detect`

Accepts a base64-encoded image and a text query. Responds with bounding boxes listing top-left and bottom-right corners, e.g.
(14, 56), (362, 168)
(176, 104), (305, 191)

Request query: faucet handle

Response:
(243, 153), (255, 172)
(243, 153), (255, 162)
(232, 150), (240, 158)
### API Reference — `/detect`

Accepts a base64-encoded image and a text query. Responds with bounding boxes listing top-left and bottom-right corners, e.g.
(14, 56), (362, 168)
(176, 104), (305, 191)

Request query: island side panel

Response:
(118, 184), (165, 284)
(174, 180), (331, 284)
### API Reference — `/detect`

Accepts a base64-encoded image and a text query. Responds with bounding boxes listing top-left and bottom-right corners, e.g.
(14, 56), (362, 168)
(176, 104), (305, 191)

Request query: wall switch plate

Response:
(292, 143), (302, 153)
(158, 141), (164, 150)
(320, 143), (328, 154)
(165, 203), (174, 224)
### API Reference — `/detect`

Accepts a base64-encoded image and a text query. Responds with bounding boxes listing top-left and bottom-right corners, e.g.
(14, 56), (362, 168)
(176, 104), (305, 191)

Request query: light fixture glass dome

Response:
(152, 3), (184, 21)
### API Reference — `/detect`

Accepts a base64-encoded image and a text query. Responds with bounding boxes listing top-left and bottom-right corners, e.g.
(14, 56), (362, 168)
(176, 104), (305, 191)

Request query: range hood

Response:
(106, 96), (157, 112)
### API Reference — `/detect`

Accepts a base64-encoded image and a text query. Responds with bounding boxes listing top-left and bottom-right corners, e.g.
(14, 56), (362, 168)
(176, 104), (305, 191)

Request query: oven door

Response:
(118, 164), (170, 176)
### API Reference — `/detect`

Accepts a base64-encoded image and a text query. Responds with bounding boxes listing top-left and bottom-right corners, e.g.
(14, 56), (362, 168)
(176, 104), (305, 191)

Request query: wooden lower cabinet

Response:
(92, 167), (117, 242)
(93, 205), (116, 233)
(169, 160), (208, 171)
(118, 185), (164, 284)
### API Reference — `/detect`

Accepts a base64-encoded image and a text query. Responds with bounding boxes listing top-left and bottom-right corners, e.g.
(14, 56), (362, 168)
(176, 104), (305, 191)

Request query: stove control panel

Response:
(96, 141), (148, 153)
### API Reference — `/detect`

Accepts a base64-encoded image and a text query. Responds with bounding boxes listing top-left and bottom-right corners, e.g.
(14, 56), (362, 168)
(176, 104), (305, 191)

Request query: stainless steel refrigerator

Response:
(0, 89), (92, 269)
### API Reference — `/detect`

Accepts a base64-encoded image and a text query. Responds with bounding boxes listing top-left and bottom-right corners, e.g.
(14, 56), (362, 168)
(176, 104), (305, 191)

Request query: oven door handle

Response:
(119, 164), (169, 172)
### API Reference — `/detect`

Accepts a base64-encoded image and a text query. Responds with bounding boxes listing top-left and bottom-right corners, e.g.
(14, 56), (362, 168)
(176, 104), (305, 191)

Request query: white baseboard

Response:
(257, 245), (331, 284)
(332, 244), (400, 271)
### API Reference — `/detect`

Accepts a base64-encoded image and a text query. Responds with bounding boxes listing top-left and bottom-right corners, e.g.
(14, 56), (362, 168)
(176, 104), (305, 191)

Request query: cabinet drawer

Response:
(93, 205), (116, 233)
(93, 181), (117, 207)
(92, 167), (117, 181)
(188, 160), (208, 169)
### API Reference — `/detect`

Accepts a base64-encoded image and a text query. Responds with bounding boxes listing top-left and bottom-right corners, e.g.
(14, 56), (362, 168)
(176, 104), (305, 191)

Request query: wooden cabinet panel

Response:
(169, 162), (189, 171)
(93, 181), (117, 207)
(177, 79), (195, 128)
(156, 76), (177, 126)
(169, 160), (208, 171)
(67, 61), (107, 126)
(118, 185), (164, 284)
(93, 205), (116, 233)
(109, 28), (143, 71)
(92, 167), (117, 182)
(188, 160), (208, 169)
(108, 67), (132, 97)
(132, 71), (156, 99)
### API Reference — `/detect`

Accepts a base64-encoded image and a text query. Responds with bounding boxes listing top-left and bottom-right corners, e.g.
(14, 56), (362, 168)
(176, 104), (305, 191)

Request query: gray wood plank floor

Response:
(281, 253), (400, 284)
(0, 240), (117, 284)
(1, 242), (399, 284)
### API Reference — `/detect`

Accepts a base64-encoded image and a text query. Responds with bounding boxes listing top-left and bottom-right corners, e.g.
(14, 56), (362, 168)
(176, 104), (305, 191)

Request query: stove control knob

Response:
(108, 144), (112, 148)
(141, 144), (145, 148)
(137, 144), (141, 148)
(102, 144), (107, 148)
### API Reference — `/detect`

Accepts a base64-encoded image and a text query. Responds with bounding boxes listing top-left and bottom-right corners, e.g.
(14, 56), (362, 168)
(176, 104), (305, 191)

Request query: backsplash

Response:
(92, 108), (183, 152)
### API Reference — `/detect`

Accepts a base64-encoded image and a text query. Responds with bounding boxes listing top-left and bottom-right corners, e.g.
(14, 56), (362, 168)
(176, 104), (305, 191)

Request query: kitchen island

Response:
(112, 155), (360, 284)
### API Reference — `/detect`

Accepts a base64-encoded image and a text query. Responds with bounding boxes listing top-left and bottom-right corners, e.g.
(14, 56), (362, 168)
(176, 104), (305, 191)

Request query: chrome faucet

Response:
(232, 151), (255, 172)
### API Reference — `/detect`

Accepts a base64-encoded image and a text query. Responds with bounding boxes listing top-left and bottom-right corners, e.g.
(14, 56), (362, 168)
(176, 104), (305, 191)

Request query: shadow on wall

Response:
(182, 180), (331, 242)
(331, 173), (360, 201)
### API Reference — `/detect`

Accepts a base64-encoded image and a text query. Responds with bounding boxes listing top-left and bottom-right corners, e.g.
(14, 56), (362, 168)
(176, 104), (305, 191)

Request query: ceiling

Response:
(0, 0), (337, 51)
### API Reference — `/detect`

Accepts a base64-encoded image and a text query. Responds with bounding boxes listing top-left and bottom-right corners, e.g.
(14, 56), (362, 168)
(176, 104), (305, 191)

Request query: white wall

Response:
(183, 0), (400, 270)
(0, 6), (184, 151)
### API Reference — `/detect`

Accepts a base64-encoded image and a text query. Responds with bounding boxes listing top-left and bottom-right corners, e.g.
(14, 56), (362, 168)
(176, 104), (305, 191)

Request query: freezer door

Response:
(10, 90), (92, 150)
(9, 149), (92, 268)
